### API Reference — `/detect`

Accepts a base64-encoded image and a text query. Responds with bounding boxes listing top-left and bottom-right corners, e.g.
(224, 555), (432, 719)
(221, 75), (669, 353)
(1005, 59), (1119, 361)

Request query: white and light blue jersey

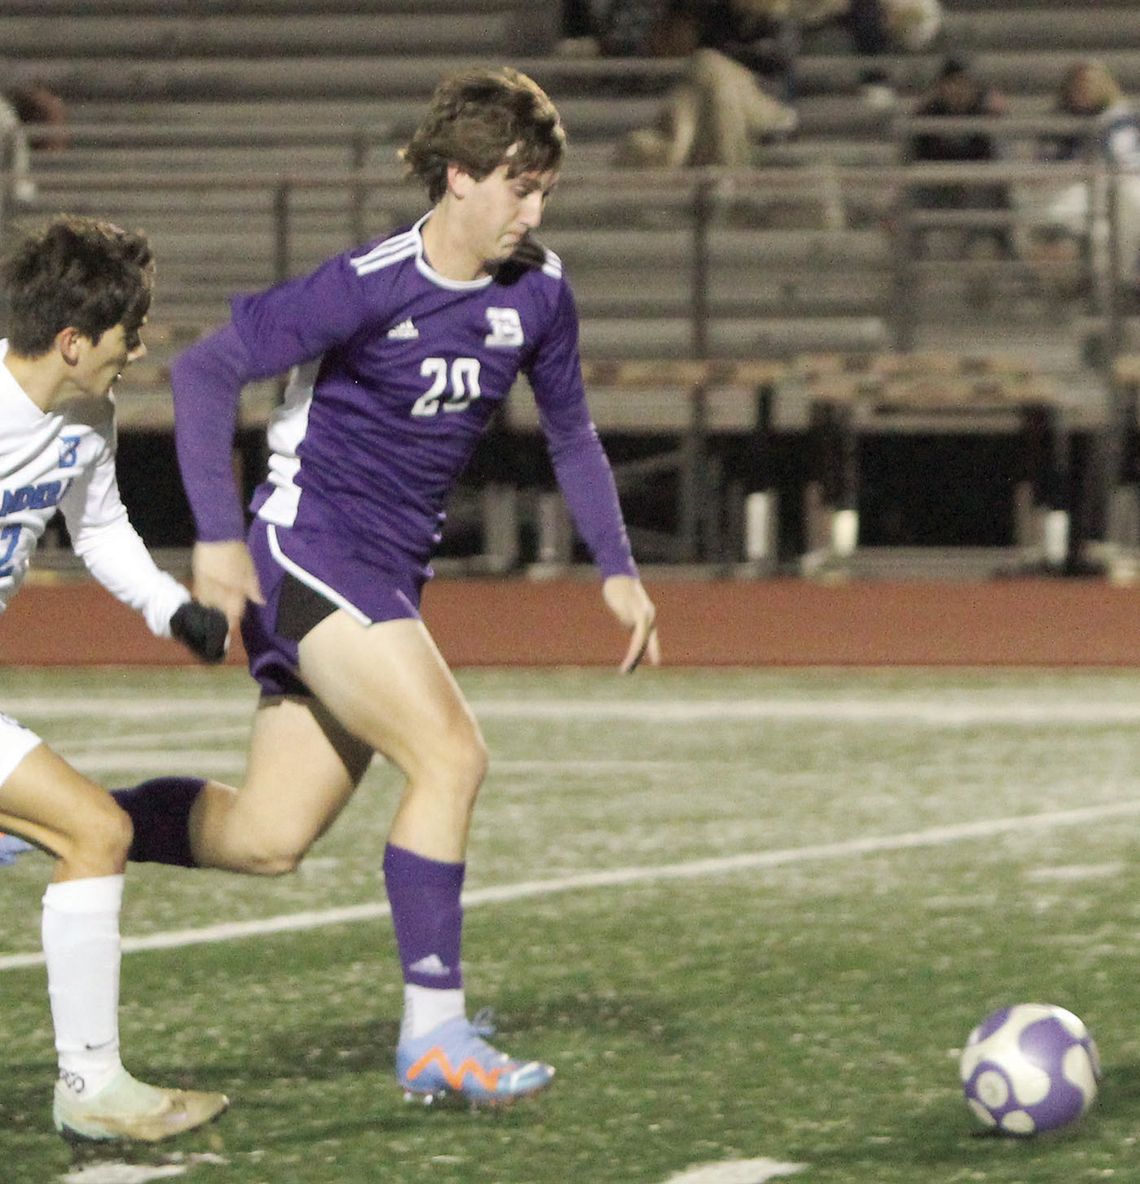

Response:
(0, 340), (188, 633)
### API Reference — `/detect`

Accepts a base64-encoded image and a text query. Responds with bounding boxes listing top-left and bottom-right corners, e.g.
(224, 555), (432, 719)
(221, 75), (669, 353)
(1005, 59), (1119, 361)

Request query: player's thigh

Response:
(297, 611), (484, 780)
(0, 739), (129, 862)
(226, 693), (373, 855)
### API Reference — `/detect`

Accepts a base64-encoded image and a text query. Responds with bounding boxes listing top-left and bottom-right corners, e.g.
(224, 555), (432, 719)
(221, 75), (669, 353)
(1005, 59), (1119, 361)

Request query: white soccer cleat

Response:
(53, 1067), (229, 1143)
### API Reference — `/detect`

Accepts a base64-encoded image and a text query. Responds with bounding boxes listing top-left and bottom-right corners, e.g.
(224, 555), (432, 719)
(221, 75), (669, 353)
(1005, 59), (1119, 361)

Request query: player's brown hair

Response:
(401, 67), (566, 203)
(1, 214), (153, 356)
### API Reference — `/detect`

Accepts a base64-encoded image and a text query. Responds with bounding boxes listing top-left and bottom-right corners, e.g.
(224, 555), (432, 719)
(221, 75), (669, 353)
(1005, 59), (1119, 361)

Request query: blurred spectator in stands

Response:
(735, 0), (941, 54)
(612, 0), (798, 167)
(613, 48), (798, 166)
(584, 0), (668, 55)
(9, 82), (69, 154)
(563, 0), (592, 36)
(581, 0), (941, 59)
(0, 83), (67, 211)
(0, 94), (36, 207)
(734, 0), (941, 110)
(580, 0), (794, 89)
(908, 56), (1012, 257)
(876, 0), (942, 52)
(1022, 60), (1140, 293)
(1044, 60), (1140, 169)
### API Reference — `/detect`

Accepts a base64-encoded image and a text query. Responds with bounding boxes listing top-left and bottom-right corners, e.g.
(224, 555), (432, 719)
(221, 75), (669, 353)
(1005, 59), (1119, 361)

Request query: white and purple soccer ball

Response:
(959, 1003), (1101, 1135)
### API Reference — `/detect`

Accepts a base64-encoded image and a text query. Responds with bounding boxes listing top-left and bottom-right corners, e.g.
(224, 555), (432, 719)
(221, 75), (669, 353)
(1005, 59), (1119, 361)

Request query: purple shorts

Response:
(241, 517), (424, 698)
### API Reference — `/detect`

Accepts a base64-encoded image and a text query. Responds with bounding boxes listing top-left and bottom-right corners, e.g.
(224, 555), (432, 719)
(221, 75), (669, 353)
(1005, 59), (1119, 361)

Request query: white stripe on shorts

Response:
(266, 524), (372, 627)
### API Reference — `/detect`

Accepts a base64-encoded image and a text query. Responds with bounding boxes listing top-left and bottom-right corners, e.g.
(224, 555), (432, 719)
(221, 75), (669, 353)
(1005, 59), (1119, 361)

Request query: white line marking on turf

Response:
(61, 1165), (187, 1183)
(663, 1159), (805, 1184)
(478, 699), (1140, 725)
(58, 1154), (228, 1183)
(62, 725), (252, 752)
(1, 697), (252, 718)
(69, 751), (247, 776)
(5, 796), (1140, 973)
(11, 693), (1140, 726)
(1024, 862), (1124, 882)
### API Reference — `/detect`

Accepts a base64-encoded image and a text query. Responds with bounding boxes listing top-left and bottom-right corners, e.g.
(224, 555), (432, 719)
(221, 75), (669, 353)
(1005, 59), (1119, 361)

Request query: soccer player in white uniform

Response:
(0, 215), (230, 1142)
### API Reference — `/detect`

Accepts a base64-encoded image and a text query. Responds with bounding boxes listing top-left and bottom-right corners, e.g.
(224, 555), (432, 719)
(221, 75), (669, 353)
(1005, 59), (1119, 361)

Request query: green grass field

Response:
(4, 665), (1140, 1183)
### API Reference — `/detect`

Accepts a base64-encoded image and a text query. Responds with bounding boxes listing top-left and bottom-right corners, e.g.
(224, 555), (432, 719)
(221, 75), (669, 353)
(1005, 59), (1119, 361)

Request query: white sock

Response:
(401, 985), (466, 1041)
(42, 875), (126, 1098)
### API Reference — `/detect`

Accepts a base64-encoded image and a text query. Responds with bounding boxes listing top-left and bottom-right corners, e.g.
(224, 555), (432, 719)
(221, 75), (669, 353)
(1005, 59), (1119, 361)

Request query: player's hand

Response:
(602, 574), (660, 674)
(170, 600), (230, 663)
(191, 539), (264, 634)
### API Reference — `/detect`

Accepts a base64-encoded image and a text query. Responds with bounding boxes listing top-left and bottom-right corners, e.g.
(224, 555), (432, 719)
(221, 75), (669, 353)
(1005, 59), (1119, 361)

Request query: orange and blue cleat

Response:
(396, 1014), (554, 1107)
(0, 833), (33, 866)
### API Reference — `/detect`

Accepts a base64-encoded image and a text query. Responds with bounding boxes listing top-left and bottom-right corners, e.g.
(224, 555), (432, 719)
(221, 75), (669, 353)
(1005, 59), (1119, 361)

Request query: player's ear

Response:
(447, 163), (474, 198)
(56, 327), (83, 366)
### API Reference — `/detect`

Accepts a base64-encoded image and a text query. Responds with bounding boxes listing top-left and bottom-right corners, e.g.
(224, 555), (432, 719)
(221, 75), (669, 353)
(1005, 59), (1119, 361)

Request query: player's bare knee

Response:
(246, 853), (300, 876)
(65, 798), (132, 873)
(407, 715), (487, 795)
(235, 830), (312, 876)
(462, 729), (490, 793)
(435, 728), (489, 805)
(92, 798), (132, 860)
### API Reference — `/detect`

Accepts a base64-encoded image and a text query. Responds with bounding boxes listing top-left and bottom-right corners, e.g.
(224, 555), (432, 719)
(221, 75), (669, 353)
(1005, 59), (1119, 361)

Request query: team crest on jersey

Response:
(484, 307), (524, 348)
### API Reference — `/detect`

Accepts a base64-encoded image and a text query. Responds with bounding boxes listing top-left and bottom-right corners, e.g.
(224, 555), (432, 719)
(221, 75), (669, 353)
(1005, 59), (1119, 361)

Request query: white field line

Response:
(67, 752), (716, 777)
(477, 699), (1140, 726)
(59, 725), (253, 752)
(69, 752), (247, 776)
(60, 1165), (187, 1183)
(4, 796), (1140, 973)
(0, 697), (254, 719)
(8, 693), (1140, 726)
(27, 688), (1140, 779)
(664, 1160), (805, 1184)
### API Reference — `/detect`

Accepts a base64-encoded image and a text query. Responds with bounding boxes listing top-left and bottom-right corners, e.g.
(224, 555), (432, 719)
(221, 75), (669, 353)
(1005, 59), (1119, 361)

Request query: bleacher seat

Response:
(1, 1), (1132, 518)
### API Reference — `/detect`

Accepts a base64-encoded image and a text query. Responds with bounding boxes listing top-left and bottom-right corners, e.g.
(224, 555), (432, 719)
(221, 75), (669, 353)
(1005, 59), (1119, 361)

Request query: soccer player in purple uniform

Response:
(112, 66), (660, 1106)
(0, 215), (229, 1141)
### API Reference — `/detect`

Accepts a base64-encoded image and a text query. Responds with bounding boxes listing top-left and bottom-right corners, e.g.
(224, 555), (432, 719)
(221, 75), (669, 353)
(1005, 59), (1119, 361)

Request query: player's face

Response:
(466, 163), (557, 265)
(75, 320), (147, 398)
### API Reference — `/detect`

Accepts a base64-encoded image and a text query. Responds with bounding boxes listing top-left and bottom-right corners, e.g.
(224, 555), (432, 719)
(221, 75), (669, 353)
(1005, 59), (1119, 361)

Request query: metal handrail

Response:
(3, 150), (1134, 564)
(0, 158), (1127, 360)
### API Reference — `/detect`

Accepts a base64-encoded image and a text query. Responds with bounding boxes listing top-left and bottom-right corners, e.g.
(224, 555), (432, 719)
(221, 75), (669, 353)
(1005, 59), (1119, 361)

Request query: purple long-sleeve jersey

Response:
(174, 214), (637, 586)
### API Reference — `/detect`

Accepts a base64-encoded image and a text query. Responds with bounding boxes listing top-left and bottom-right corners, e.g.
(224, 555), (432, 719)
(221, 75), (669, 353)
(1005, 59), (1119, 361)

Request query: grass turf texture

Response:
(2, 667), (1140, 1182)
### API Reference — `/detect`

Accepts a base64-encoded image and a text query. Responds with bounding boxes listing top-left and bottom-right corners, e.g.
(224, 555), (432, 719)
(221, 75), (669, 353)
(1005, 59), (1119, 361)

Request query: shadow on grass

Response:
(0, 1060), (55, 1136)
(1094, 1057), (1140, 1121)
(800, 1070), (1126, 1182)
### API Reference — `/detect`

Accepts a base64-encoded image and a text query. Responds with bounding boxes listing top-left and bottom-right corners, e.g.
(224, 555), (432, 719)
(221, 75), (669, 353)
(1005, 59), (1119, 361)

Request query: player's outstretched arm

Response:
(602, 574), (660, 674)
(191, 539), (264, 634)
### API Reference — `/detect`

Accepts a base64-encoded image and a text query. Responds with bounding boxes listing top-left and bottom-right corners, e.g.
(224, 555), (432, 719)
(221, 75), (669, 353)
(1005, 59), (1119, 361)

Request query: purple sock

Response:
(383, 843), (465, 990)
(110, 777), (203, 867)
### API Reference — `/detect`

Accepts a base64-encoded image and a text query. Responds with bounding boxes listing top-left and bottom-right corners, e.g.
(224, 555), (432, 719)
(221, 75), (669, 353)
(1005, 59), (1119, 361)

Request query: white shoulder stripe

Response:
(351, 227), (417, 266)
(541, 247), (563, 280)
(350, 231), (419, 276)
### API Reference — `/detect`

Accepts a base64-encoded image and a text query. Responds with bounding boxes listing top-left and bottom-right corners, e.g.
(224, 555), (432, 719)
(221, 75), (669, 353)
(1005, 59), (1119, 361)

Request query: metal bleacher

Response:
(3, 0), (1140, 574)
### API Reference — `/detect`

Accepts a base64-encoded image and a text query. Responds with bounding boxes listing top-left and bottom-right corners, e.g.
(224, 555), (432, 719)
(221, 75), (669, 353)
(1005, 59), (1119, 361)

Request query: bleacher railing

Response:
(4, 161), (1127, 345)
(2, 124), (1137, 569)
